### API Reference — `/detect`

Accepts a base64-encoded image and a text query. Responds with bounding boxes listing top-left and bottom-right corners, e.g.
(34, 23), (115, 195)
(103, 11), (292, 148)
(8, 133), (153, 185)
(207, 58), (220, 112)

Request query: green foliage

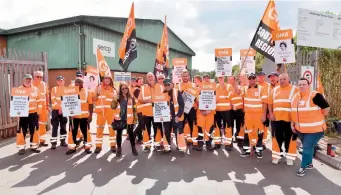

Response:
(190, 69), (215, 79)
(232, 64), (240, 75)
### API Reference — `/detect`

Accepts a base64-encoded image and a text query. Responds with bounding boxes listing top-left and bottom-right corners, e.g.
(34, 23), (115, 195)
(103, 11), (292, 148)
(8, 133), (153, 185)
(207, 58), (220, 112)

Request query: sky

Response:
(0, 0), (340, 71)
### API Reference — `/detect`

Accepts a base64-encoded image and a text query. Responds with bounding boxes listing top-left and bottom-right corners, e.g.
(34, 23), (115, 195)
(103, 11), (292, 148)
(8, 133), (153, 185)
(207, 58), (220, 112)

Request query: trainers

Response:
(94, 147), (102, 154)
(272, 158), (280, 165)
(66, 149), (76, 155)
(298, 147), (303, 155)
(84, 149), (92, 154)
(306, 164), (314, 170)
(225, 145), (232, 151)
(296, 168), (306, 177)
(256, 151), (263, 159)
(240, 152), (251, 157)
(286, 159), (294, 166)
(39, 143), (48, 147)
(143, 147), (150, 153)
(31, 149), (41, 153)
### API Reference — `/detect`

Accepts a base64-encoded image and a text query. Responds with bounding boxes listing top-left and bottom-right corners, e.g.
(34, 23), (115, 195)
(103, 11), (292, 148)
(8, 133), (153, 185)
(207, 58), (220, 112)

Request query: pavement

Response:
(1, 116), (341, 195)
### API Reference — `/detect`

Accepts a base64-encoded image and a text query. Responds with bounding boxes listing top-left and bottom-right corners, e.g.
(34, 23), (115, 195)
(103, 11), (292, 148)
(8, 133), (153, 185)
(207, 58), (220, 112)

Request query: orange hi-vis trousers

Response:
(271, 121), (298, 160)
(96, 112), (116, 148)
(38, 109), (49, 143)
(197, 111), (215, 144)
(142, 116), (161, 148)
(214, 111), (233, 146)
(243, 113), (264, 153)
(17, 113), (40, 150)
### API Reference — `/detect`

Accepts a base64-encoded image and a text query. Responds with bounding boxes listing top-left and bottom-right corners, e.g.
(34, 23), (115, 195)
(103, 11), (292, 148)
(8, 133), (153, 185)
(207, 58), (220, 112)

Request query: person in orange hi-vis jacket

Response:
(33, 70), (49, 147)
(138, 72), (164, 153)
(176, 71), (199, 147)
(256, 71), (271, 149)
(92, 75), (118, 154)
(196, 74), (217, 151)
(17, 74), (42, 155)
(215, 76), (234, 151)
(164, 78), (186, 156)
(268, 73), (299, 166)
(50, 76), (68, 149)
(291, 77), (330, 177)
(154, 74), (166, 150)
(66, 78), (94, 155)
(228, 76), (245, 147)
(268, 72), (279, 92)
(132, 77), (144, 144)
(240, 73), (268, 159)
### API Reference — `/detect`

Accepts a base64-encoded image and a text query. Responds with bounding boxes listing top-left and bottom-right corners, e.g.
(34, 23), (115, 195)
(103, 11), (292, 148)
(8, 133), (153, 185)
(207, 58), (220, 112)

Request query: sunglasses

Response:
(35, 76), (43, 79)
(248, 77), (256, 80)
(158, 78), (164, 80)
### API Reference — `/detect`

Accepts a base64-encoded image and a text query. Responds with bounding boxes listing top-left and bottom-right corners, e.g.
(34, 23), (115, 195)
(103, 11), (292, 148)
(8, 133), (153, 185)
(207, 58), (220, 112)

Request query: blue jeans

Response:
(298, 131), (324, 168)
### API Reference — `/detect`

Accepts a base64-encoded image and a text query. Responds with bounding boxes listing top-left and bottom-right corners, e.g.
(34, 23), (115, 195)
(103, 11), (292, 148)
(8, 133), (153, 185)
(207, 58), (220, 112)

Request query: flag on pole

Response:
(154, 16), (169, 78)
(118, 2), (137, 71)
(250, 0), (280, 62)
(96, 48), (112, 80)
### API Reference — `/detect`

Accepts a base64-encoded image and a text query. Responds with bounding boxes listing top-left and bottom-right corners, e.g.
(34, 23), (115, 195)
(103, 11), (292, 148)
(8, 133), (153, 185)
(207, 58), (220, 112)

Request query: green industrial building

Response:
(0, 15), (195, 85)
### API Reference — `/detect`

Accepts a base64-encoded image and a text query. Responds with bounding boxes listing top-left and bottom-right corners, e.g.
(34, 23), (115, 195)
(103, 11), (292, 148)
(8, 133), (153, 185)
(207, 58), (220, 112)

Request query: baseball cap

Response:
(163, 78), (172, 85)
(248, 73), (257, 79)
(56, 76), (64, 80)
(76, 71), (83, 77)
(203, 74), (210, 78)
(257, 71), (266, 76)
(131, 77), (137, 81)
(23, 74), (33, 79)
(268, 72), (279, 78)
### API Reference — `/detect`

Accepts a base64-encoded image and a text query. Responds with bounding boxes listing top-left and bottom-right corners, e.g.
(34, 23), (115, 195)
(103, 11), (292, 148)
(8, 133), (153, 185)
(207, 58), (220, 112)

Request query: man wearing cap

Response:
(129, 77), (137, 92)
(257, 71), (271, 148)
(138, 72), (164, 152)
(196, 74), (216, 151)
(240, 73), (268, 158)
(16, 74), (42, 154)
(163, 78), (186, 156)
(66, 78), (94, 155)
(50, 76), (68, 149)
(92, 75), (117, 154)
(33, 70), (50, 147)
(268, 72), (279, 92)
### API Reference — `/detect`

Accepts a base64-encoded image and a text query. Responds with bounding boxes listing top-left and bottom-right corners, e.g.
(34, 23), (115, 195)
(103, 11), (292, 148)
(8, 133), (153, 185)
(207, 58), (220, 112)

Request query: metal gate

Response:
(0, 48), (48, 140)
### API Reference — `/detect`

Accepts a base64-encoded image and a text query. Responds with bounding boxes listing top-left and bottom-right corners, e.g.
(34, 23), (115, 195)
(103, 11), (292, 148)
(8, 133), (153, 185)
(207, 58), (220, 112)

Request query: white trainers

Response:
(272, 158), (280, 165)
(286, 159), (294, 166)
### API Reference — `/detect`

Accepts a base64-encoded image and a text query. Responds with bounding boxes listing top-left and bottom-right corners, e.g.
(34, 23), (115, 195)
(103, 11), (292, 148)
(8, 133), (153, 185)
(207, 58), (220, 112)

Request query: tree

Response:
(232, 64), (240, 75)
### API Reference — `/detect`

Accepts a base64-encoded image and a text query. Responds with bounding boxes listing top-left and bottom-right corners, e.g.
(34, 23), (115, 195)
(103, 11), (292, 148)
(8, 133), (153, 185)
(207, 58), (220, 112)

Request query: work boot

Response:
(66, 149), (76, 155)
(197, 142), (204, 151)
(31, 148), (41, 153)
(84, 149), (92, 154)
(155, 145), (162, 151)
(179, 151), (185, 157)
(116, 147), (122, 157)
(237, 140), (243, 147)
(39, 142), (48, 147)
(60, 140), (67, 147)
(111, 146), (116, 153)
(75, 140), (81, 148)
(225, 145), (233, 151)
(240, 152), (251, 158)
(94, 147), (102, 154)
(18, 149), (25, 155)
(51, 143), (57, 150)
(132, 147), (139, 156)
(206, 141), (214, 151)
(262, 144), (267, 150)
(143, 147), (150, 153)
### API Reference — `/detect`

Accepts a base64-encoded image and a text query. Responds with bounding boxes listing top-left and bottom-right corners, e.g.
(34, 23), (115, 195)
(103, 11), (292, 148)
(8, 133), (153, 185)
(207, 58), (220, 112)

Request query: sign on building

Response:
(93, 38), (116, 58)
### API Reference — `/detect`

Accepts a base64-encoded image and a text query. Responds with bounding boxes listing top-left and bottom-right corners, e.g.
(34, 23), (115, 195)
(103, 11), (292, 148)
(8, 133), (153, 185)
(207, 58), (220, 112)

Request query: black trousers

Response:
(272, 121), (297, 153)
(215, 110), (232, 129)
(172, 121), (184, 146)
(72, 118), (88, 145)
(51, 110), (67, 142)
(134, 113), (144, 141)
(19, 113), (38, 143)
(144, 116), (162, 142)
(231, 109), (245, 139)
(183, 108), (197, 136)
(117, 125), (135, 148)
(161, 122), (172, 146)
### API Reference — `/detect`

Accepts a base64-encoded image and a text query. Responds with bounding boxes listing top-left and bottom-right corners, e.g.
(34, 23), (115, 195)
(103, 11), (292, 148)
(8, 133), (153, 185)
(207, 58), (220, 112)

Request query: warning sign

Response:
(301, 66), (315, 90)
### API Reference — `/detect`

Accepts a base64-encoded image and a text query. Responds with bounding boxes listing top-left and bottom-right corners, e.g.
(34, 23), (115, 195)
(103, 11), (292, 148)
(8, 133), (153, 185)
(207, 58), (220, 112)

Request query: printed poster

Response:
(199, 90), (216, 110)
(114, 72), (131, 90)
(272, 29), (296, 64)
(172, 58), (187, 83)
(182, 91), (196, 114)
(10, 88), (30, 117)
(215, 48), (232, 77)
(84, 65), (99, 92)
(61, 86), (81, 116)
(153, 101), (171, 122)
(240, 49), (256, 75)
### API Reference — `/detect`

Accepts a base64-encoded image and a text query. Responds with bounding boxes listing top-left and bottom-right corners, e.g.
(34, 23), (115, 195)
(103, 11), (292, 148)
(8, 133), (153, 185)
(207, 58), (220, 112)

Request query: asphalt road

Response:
(1, 133), (341, 195)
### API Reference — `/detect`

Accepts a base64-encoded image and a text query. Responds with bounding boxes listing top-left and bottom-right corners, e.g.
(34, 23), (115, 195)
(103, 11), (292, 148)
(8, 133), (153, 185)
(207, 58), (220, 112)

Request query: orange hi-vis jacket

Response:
(269, 82), (279, 93)
(177, 82), (195, 92)
(291, 90), (327, 133)
(94, 85), (115, 113)
(18, 85), (42, 114)
(258, 82), (270, 99)
(216, 83), (232, 111)
(243, 85), (268, 114)
(177, 81), (198, 109)
(230, 85), (244, 111)
(114, 99), (135, 125)
(73, 88), (93, 119)
(269, 84), (298, 122)
(51, 86), (65, 110)
(34, 81), (49, 108)
(165, 88), (184, 121)
(139, 83), (164, 117)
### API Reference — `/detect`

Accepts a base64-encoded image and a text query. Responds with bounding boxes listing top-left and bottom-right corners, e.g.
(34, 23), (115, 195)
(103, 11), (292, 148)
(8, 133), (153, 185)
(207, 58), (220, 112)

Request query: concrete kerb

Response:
(315, 150), (341, 170)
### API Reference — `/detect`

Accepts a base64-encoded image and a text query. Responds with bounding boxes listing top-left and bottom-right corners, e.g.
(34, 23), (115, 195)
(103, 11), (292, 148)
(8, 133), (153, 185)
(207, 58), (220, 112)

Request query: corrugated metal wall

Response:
(7, 25), (80, 69)
(84, 24), (192, 73)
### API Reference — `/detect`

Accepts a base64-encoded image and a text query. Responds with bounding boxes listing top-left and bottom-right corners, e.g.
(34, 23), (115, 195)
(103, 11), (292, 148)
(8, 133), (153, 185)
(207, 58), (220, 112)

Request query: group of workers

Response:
(15, 69), (329, 177)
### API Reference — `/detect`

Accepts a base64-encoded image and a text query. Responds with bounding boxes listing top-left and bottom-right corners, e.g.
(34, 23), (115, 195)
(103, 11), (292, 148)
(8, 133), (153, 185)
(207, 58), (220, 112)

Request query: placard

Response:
(240, 49), (256, 74)
(61, 87), (81, 116)
(172, 58), (187, 83)
(84, 65), (99, 92)
(182, 91), (196, 114)
(297, 8), (341, 49)
(114, 72), (131, 90)
(199, 90), (216, 110)
(215, 48), (232, 77)
(272, 29), (296, 64)
(10, 88), (30, 117)
(153, 101), (171, 122)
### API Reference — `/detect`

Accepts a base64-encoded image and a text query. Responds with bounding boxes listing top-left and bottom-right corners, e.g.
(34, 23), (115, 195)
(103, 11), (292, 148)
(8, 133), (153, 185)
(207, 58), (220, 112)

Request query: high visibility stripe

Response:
(106, 98), (113, 101)
(292, 107), (320, 112)
(95, 105), (111, 108)
(244, 104), (262, 108)
(274, 108), (291, 112)
(219, 96), (229, 99)
(231, 97), (242, 101)
(39, 122), (47, 125)
(274, 99), (291, 103)
(217, 103), (230, 106)
(244, 98), (261, 102)
(296, 120), (325, 127)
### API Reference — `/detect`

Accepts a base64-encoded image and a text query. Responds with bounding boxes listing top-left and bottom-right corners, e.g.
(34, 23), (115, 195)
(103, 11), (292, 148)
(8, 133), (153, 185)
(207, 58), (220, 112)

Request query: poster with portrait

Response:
(240, 49), (256, 75)
(272, 29), (296, 64)
(215, 48), (232, 77)
(84, 65), (99, 92)
(172, 58), (187, 83)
